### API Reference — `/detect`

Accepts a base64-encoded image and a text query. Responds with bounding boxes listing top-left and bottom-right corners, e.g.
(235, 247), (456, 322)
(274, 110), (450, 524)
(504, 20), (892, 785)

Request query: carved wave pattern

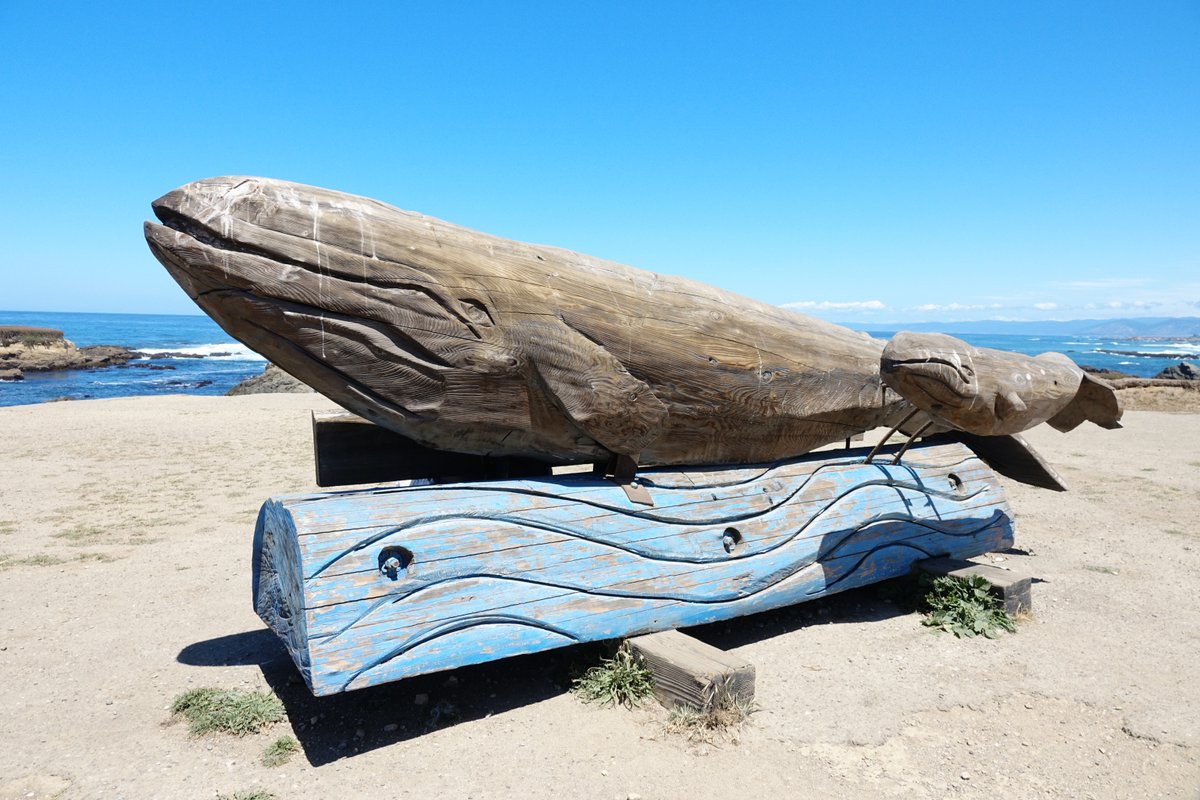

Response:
(303, 451), (984, 579)
(290, 451), (1014, 692)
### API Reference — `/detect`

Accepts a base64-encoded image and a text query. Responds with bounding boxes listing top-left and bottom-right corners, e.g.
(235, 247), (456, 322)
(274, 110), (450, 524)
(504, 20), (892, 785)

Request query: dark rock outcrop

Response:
(1154, 362), (1199, 381)
(226, 364), (315, 396)
(1080, 365), (1135, 381)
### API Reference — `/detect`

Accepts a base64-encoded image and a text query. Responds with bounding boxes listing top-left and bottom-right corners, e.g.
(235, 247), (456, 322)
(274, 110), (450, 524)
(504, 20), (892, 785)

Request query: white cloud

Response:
(911, 302), (994, 313)
(782, 299), (887, 311)
(1054, 278), (1148, 290)
(1033, 302), (1057, 310)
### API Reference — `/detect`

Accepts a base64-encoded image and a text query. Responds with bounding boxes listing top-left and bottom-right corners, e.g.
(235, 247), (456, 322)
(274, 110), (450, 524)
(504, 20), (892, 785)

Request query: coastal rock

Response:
(0, 326), (137, 372)
(226, 363), (315, 396)
(1081, 365), (1135, 381)
(1154, 362), (1199, 381)
(0, 367), (23, 381)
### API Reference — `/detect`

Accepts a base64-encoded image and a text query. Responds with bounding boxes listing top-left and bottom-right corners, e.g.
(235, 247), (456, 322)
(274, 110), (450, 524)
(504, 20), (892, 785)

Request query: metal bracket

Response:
(600, 454), (654, 506)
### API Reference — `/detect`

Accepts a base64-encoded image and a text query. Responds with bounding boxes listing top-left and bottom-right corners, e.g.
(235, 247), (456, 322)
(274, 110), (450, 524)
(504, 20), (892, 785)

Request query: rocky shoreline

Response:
(0, 326), (138, 381)
(225, 363), (314, 396)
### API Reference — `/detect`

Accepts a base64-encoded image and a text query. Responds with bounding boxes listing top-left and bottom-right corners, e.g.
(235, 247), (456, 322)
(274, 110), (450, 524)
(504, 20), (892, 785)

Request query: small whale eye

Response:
(460, 298), (494, 326)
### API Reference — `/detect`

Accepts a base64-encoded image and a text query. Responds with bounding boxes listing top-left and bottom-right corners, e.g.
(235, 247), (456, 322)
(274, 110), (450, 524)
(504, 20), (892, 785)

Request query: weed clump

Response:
(667, 692), (758, 742)
(921, 574), (1016, 638)
(170, 687), (285, 736)
(571, 645), (655, 708)
(261, 734), (299, 767)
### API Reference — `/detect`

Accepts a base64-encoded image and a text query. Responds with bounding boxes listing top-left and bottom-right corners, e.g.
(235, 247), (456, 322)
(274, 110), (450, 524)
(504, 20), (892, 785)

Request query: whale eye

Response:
(460, 298), (494, 326)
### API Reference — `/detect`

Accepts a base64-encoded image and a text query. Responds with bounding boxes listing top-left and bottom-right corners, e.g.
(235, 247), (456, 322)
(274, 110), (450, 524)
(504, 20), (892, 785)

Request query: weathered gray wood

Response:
(881, 332), (1123, 436)
(312, 410), (551, 487)
(915, 556), (1032, 615)
(144, 177), (1122, 490)
(627, 630), (755, 711)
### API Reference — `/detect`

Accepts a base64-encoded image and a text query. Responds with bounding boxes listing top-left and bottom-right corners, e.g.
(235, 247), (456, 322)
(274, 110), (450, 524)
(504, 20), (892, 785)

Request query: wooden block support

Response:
(627, 630), (755, 712)
(254, 441), (1014, 695)
(915, 557), (1032, 616)
(312, 410), (553, 487)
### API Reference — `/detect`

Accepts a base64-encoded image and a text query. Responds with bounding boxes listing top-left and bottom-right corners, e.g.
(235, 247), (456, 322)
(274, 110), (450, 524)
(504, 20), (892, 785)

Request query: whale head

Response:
(880, 331), (1122, 436)
(144, 177), (524, 427)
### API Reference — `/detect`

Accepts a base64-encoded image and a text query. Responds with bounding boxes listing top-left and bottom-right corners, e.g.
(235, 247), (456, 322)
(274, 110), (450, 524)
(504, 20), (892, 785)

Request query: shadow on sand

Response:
(177, 576), (936, 765)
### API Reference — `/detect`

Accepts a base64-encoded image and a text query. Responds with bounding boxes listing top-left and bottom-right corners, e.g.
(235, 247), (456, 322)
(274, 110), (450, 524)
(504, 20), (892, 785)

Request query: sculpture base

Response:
(252, 441), (1013, 695)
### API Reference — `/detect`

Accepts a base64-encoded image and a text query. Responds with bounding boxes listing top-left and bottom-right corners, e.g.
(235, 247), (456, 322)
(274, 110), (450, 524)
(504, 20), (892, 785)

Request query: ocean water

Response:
(0, 310), (265, 407)
(1, 311), (1196, 408)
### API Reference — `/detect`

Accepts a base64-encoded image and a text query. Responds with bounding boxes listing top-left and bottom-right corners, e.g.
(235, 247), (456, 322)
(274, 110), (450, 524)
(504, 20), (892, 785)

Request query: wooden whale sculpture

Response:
(143, 177), (1121, 488)
(881, 332), (1121, 437)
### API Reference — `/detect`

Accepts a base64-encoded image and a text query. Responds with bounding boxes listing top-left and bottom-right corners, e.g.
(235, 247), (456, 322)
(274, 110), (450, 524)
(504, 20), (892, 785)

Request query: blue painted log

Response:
(252, 441), (1013, 695)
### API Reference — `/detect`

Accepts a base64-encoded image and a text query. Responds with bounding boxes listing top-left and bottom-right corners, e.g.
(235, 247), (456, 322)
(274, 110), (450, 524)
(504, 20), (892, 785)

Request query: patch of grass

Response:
(1084, 565), (1119, 575)
(0, 553), (66, 570)
(52, 524), (107, 545)
(571, 644), (655, 708)
(170, 687), (285, 736)
(0, 552), (116, 570)
(261, 735), (299, 767)
(217, 792), (275, 800)
(920, 574), (1016, 639)
(666, 692), (758, 742)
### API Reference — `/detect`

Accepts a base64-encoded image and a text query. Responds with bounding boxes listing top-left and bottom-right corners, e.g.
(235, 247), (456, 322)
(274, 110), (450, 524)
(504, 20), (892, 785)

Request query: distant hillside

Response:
(836, 316), (1200, 338)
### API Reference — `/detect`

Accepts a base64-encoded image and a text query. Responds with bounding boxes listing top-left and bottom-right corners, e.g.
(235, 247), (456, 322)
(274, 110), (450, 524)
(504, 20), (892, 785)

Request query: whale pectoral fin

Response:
(1047, 373), (1124, 432)
(928, 430), (1068, 492)
(993, 390), (1028, 422)
(529, 325), (668, 457)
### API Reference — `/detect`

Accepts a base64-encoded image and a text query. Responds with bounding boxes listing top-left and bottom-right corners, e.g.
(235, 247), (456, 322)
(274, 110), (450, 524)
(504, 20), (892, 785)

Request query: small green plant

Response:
(170, 687), (285, 736)
(261, 734), (299, 767)
(571, 645), (655, 708)
(921, 574), (1015, 638)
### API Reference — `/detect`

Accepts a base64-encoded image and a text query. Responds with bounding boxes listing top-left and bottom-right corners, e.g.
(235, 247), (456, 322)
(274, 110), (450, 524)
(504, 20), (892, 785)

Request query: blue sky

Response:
(1, 2), (1196, 322)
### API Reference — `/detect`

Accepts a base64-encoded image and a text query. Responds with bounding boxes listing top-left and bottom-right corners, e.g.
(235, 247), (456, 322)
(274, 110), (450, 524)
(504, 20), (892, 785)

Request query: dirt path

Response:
(1, 393), (1197, 799)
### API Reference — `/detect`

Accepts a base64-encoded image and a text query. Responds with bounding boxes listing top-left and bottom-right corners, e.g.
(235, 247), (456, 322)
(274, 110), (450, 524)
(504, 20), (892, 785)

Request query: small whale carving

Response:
(881, 332), (1122, 436)
(144, 177), (1121, 488)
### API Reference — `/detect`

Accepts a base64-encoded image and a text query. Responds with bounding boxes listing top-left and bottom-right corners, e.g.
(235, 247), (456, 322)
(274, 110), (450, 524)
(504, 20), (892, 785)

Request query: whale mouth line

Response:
(150, 204), (486, 342)
(881, 357), (976, 406)
(153, 204), (322, 276)
(882, 357), (974, 388)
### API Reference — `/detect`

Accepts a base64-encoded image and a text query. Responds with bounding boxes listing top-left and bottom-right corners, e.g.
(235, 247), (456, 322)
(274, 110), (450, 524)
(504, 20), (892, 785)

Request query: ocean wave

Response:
(135, 343), (266, 361)
(1092, 346), (1200, 359)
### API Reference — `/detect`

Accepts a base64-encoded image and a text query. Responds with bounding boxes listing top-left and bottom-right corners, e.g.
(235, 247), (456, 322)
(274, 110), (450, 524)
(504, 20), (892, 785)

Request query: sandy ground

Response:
(1, 391), (1198, 800)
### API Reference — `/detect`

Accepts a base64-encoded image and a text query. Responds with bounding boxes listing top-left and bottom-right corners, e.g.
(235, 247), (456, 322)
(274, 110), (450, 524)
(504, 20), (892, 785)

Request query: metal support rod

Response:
(891, 420), (934, 464)
(863, 407), (921, 464)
